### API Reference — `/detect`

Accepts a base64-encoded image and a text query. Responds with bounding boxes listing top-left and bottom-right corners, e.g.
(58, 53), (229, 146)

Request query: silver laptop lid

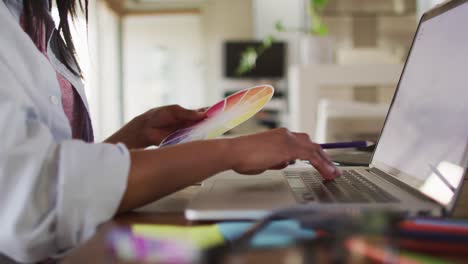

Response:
(370, 0), (468, 211)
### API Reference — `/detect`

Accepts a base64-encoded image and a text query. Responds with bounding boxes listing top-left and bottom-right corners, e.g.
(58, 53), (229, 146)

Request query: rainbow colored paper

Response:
(160, 85), (274, 147)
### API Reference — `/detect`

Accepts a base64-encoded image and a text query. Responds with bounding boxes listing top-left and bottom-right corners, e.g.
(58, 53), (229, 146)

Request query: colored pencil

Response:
(320, 141), (374, 149)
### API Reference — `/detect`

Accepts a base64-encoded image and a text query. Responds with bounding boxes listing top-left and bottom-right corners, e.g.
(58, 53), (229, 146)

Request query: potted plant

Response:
(298, 0), (335, 65)
(236, 0), (333, 75)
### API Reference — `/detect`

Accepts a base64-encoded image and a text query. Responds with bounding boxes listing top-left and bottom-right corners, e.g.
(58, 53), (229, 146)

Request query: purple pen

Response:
(319, 141), (374, 149)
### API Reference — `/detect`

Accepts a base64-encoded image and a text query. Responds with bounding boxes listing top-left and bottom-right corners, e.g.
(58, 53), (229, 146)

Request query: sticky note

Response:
(218, 220), (316, 248)
(132, 224), (225, 249)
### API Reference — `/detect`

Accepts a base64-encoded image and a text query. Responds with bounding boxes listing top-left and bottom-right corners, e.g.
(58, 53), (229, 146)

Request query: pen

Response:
(288, 141), (375, 165)
(320, 141), (374, 149)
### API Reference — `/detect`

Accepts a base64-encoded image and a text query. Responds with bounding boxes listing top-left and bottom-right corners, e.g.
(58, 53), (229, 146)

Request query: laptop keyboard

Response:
(284, 170), (399, 204)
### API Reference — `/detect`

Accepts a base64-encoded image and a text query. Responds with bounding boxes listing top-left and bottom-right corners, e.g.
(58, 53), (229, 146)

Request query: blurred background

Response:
(64, 0), (445, 142)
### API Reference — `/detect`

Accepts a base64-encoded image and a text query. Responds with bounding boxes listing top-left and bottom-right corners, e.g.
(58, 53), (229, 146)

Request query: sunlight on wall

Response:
(52, 2), (122, 141)
(123, 14), (205, 122)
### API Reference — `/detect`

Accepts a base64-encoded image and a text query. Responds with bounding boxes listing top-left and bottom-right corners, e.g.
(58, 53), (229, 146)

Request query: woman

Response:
(0, 0), (340, 262)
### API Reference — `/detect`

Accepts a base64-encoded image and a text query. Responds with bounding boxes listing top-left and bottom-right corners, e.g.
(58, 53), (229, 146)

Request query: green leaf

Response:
(308, 0), (328, 36)
(275, 20), (285, 32)
(311, 0), (328, 9)
(312, 23), (328, 36)
(262, 35), (275, 48)
(236, 47), (258, 76)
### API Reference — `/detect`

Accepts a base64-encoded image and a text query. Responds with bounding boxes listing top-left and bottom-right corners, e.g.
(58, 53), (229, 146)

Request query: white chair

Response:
(315, 99), (390, 143)
(288, 64), (403, 142)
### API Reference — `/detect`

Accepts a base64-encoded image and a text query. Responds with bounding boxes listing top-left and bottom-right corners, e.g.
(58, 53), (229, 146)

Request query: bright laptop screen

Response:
(372, 2), (468, 207)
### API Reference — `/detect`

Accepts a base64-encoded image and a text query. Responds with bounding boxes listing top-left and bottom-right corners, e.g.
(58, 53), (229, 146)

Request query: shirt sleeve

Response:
(0, 98), (130, 262)
(0, 3), (130, 261)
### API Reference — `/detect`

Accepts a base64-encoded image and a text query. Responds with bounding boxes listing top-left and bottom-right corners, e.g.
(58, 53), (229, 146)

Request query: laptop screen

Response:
(371, 1), (468, 207)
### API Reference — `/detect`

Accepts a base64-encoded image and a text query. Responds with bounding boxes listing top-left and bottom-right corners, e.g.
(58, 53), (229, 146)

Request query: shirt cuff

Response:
(55, 141), (130, 251)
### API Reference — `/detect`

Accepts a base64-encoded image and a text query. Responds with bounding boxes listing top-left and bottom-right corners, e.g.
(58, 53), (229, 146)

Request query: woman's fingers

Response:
(318, 147), (333, 163)
(292, 132), (310, 141)
(236, 169), (267, 175)
(292, 132), (332, 160)
(230, 128), (339, 178)
(270, 161), (290, 170)
(197, 107), (209, 113)
(307, 153), (339, 180)
(290, 133), (339, 180)
(172, 105), (206, 121)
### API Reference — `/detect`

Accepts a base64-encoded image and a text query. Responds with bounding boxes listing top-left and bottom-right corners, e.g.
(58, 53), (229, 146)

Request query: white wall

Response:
(60, 0), (121, 141)
(252, 0), (308, 69)
(200, 0), (254, 104)
(123, 14), (204, 121)
(417, 0), (446, 17)
(253, 0), (306, 39)
(87, 0), (121, 140)
(84, 0), (255, 139)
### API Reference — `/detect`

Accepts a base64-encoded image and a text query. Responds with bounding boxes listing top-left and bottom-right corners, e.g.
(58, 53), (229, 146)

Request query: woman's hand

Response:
(119, 127), (339, 212)
(106, 105), (206, 149)
(228, 128), (340, 180)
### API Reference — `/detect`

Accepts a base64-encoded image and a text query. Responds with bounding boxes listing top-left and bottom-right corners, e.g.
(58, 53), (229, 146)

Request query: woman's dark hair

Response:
(23, 0), (88, 77)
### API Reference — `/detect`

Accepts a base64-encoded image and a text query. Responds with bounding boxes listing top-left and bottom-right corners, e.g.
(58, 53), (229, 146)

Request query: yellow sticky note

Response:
(132, 224), (225, 249)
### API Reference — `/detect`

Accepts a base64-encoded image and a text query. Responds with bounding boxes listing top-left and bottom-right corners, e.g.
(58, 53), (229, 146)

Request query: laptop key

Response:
(300, 172), (335, 202)
(285, 170), (398, 204)
(334, 177), (370, 203)
(342, 170), (398, 203)
(322, 181), (351, 202)
(302, 193), (316, 201)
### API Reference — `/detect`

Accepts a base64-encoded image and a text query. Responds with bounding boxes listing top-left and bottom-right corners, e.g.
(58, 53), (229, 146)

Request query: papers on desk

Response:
(107, 228), (201, 263)
(133, 220), (315, 249)
(217, 220), (315, 247)
(107, 221), (314, 263)
(107, 218), (468, 263)
(132, 224), (224, 249)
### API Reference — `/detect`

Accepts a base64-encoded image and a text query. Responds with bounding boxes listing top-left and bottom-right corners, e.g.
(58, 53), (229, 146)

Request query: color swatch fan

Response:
(160, 85), (274, 147)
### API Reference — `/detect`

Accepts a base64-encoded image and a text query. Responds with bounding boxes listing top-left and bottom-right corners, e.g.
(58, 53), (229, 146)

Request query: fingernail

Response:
(336, 168), (342, 175)
(328, 165), (340, 179)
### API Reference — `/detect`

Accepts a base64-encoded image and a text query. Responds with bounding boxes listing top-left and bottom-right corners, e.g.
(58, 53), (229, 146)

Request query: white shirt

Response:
(0, 1), (130, 262)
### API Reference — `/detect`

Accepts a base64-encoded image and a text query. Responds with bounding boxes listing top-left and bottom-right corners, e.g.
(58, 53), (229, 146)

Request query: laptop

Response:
(186, 0), (468, 221)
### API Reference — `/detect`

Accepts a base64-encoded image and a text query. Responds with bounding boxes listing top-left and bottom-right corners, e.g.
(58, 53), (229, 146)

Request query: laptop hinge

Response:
(368, 167), (439, 205)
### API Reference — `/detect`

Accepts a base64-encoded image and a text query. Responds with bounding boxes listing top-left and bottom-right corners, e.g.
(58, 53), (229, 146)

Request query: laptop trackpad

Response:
(194, 178), (296, 210)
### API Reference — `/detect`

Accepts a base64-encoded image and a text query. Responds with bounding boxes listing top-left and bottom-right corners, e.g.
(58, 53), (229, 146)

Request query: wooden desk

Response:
(62, 180), (468, 263)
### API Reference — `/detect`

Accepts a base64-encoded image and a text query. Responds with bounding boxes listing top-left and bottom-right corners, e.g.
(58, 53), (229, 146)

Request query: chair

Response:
(315, 99), (389, 143)
(288, 64), (403, 142)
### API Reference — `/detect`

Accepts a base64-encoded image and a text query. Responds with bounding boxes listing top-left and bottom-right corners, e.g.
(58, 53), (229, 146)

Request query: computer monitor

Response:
(223, 41), (286, 79)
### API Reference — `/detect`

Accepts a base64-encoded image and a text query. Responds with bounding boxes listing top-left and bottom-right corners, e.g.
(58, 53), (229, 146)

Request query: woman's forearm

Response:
(116, 128), (341, 213)
(104, 115), (146, 149)
(117, 139), (233, 213)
